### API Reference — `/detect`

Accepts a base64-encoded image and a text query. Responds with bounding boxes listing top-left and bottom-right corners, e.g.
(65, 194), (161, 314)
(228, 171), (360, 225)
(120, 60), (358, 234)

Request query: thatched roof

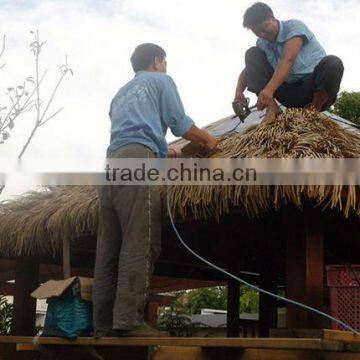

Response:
(167, 108), (360, 220)
(0, 108), (359, 257)
(0, 186), (98, 256)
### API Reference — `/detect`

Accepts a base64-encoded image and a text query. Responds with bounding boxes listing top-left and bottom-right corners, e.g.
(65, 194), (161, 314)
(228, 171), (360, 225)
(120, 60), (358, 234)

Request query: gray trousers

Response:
(93, 143), (161, 331)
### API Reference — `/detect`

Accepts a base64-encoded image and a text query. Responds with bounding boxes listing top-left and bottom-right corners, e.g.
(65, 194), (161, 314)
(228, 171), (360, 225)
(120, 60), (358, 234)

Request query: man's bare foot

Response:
(264, 100), (282, 122)
(311, 90), (329, 112)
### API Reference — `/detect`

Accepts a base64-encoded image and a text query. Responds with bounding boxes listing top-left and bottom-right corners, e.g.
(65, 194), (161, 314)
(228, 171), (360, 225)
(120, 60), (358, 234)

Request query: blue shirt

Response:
(107, 71), (194, 158)
(257, 19), (326, 83)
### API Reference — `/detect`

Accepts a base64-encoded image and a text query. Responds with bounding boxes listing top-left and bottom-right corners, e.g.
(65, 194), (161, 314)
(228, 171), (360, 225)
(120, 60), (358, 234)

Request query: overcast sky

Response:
(1, 0), (359, 200)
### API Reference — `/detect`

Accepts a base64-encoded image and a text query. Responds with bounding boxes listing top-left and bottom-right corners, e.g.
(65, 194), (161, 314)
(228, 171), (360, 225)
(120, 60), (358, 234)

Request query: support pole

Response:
(285, 209), (324, 328)
(258, 216), (279, 337)
(227, 279), (240, 337)
(11, 257), (39, 336)
(259, 273), (278, 336)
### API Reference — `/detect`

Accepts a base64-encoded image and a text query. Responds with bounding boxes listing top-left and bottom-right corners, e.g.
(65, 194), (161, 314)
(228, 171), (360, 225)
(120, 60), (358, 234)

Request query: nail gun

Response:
(232, 97), (256, 122)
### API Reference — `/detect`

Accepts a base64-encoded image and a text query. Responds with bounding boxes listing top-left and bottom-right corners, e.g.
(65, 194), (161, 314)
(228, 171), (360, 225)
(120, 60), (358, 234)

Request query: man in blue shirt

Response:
(93, 43), (218, 338)
(234, 2), (344, 116)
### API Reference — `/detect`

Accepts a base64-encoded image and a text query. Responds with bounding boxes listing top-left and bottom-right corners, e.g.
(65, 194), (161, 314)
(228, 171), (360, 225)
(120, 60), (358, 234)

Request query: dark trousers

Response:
(93, 143), (161, 332)
(245, 46), (344, 110)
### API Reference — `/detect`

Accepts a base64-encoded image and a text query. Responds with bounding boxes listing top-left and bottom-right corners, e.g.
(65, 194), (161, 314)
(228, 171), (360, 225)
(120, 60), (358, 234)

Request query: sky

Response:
(0, 0), (360, 200)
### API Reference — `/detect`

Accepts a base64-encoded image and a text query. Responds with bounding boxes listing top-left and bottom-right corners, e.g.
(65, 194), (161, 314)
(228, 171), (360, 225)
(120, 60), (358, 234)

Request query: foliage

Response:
(0, 295), (13, 335)
(181, 286), (259, 315)
(157, 301), (195, 337)
(333, 91), (360, 125)
(157, 286), (259, 336)
(240, 287), (259, 313)
(183, 286), (227, 314)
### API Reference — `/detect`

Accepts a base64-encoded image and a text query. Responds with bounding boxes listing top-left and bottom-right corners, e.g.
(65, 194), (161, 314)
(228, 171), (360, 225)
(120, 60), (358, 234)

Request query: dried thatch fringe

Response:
(165, 108), (360, 221)
(0, 186), (99, 256)
(0, 109), (359, 256)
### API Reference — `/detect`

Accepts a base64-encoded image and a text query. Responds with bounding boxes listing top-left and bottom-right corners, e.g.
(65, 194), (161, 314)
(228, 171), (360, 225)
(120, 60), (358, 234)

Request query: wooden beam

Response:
(227, 279), (240, 337)
(0, 282), (15, 296)
(305, 211), (324, 327)
(0, 270), (15, 283)
(144, 301), (160, 327)
(323, 329), (360, 342)
(258, 215), (279, 337)
(3, 336), (343, 351)
(285, 209), (324, 328)
(148, 294), (176, 306)
(150, 277), (225, 293)
(11, 258), (39, 336)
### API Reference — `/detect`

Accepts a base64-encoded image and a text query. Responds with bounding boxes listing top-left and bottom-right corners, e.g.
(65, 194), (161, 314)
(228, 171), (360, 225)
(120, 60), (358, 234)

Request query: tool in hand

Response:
(232, 97), (256, 122)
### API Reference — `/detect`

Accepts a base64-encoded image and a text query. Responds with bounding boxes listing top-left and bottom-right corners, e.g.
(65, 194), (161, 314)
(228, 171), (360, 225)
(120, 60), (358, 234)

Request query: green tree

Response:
(184, 286), (227, 314)
(333, 91), (360, 125)
(181, 286), (259, 315)
(0, 295), (13, 335)
(240, 287), (259, 313)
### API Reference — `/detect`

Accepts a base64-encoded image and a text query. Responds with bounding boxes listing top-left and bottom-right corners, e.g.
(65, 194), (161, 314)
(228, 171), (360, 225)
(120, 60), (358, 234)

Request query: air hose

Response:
(166, 194), (360, 335)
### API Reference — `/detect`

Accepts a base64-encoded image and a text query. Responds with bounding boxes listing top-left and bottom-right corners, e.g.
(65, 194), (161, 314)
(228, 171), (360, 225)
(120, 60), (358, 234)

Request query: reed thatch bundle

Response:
(0, 108), (359, 256)
(166, 108), (360, 220)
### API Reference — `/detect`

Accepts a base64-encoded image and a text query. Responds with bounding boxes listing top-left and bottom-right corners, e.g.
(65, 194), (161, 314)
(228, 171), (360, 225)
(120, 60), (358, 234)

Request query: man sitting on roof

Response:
(234, 2), (344, 115)
(93, 43), (218, 338)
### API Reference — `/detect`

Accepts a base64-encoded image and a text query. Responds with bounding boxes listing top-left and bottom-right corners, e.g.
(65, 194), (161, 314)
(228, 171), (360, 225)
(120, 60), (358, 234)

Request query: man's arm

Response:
(182, 125), (218, 149)
(168, 125), (218, 157)
(160, 75), (218, 157)
(257, 37), (304, 110)
(234, 68), (247, 102)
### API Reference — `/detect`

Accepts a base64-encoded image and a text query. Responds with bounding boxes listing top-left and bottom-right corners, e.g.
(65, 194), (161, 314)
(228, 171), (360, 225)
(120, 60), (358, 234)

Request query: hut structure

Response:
(1, 108), (360, 352)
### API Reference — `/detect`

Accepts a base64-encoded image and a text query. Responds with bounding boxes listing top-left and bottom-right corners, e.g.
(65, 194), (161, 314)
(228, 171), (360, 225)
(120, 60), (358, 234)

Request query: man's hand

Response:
(234, 91), (246, 104)
(257, 87), (274, 110)
(206, 136), (219, 150)
(167, 147), (182, 158)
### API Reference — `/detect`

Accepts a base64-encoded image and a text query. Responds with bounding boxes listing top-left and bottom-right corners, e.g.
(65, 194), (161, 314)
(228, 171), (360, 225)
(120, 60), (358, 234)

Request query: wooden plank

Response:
(154, 346), (203, 360)
(240, 349), (360, 360)
(11, 258), (39, 336)
(270, 328), (324, 339)
(1, 335), (330, 349)
(17, 345), (360, 360)
(323, 329), (360, 342)
(32, 337), (330, 350)
(0, 336), (33, 344)
(16, 343), (35, 351)
(227, 279), (240, 337)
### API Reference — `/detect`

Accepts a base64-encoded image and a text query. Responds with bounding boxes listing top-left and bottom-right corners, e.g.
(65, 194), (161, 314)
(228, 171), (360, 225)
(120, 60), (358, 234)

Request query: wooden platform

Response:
(0, 330), (360, 359)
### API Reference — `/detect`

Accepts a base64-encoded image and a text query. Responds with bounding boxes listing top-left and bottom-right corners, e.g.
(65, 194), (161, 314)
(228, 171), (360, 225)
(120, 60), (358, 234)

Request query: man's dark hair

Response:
(243, 2), (273, 28)
(130, 43), (166, 73)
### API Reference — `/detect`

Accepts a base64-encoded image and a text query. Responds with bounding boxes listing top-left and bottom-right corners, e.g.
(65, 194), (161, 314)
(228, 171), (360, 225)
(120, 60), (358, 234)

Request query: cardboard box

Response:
(31, 277), (94, 338)
(31, 277), (93, 302)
